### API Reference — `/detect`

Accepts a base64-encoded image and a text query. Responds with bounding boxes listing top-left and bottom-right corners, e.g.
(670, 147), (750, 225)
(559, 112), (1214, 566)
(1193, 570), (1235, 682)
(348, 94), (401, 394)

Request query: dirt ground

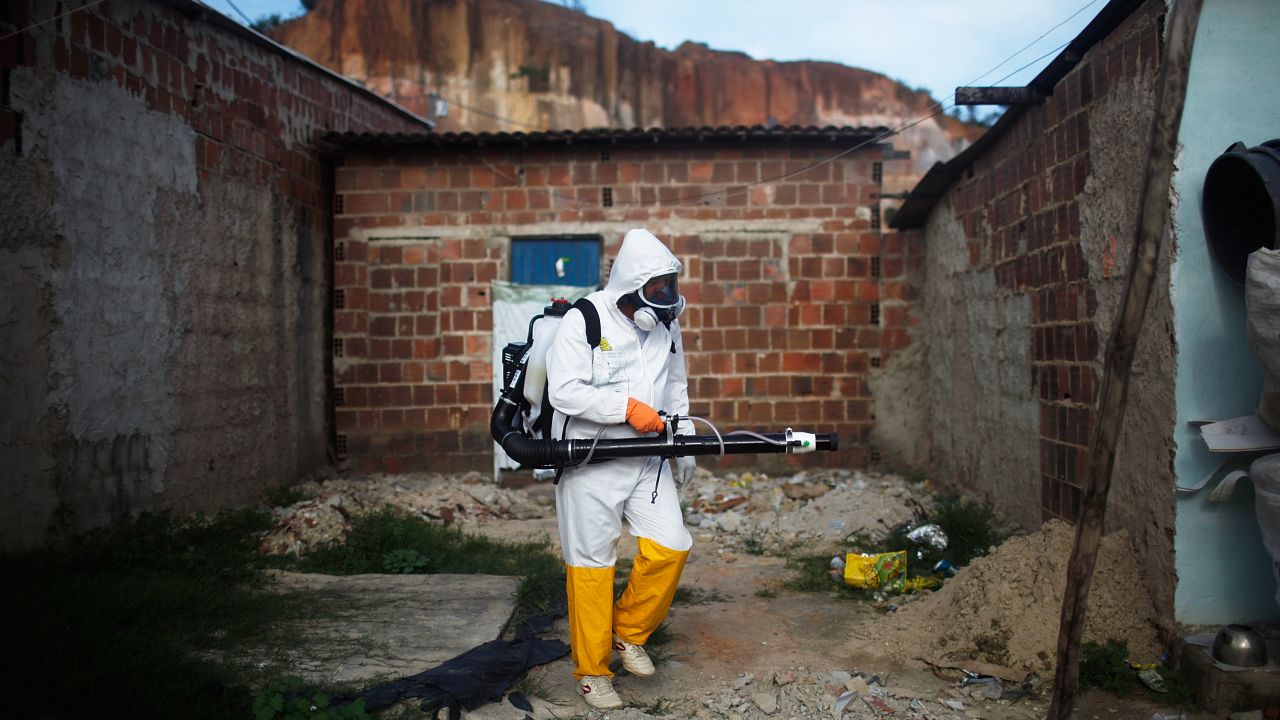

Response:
(268, 467), (1212, 719)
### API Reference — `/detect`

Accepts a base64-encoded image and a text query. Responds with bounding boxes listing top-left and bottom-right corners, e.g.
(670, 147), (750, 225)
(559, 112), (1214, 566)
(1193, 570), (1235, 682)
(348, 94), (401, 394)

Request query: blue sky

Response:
(218, 0), (1105, 105)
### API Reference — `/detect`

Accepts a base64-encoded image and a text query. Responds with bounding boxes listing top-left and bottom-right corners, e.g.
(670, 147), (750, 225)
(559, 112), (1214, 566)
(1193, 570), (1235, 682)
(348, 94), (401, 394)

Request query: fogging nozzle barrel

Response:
(491, 392), (838, 469)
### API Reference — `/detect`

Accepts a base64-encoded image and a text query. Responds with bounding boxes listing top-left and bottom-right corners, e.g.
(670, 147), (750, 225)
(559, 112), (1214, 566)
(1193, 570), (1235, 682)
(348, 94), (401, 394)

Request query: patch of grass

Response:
(736, 523), (773, 556)
(637, 620), (686, 664)
(781, 554), (853, 595)
(4, 507), (568, 720)
(252, 676), (374, 719)
(510, 672), (567, 706)
(1154, 664), (1196, 705)
(2, 509), (292, 719)
(840, 494), (1009, 574)
(1079, 639), (1198, 705)
(782, 498), (1006, 598)
(1080, 640), (1136, 695)
(279, 509), (565, 635)
(673, 585), (727, 605)
(282, 509), (558, 577)
(635, 696), (675, 714)
(755, 586), (779, 598)
(930, 494), (1008, 567)
(264, 484), (310, 508)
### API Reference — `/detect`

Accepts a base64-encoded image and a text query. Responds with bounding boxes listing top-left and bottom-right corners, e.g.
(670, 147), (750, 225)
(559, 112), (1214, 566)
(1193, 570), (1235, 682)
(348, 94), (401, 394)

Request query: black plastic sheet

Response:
(349, 635), (569, 713)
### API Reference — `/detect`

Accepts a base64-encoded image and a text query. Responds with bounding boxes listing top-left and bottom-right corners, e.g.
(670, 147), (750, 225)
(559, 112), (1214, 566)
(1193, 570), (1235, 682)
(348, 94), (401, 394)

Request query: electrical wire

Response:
(219, 0), (255, 27)
(419, 2), (1100, 210)
(964, 0), (1100, 89)
(455, 35), (1077, 210)
(0, 0), (107, 42)
(438, 95), (544, 131)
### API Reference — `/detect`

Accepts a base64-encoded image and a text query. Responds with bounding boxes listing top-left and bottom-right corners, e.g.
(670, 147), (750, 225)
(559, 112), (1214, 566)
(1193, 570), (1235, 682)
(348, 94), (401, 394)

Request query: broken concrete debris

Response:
(257, 472), (554, 556)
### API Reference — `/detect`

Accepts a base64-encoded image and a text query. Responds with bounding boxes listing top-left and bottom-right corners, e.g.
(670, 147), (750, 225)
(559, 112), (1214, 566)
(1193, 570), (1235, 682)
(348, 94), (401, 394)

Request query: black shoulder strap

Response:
(572, 298), (601, 349)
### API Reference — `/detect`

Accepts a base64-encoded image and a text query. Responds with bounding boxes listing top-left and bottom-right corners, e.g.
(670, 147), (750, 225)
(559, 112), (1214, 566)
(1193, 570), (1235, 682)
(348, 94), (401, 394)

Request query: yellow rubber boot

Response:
(565, 564), (616, 680)
(614, 537), (689, 644)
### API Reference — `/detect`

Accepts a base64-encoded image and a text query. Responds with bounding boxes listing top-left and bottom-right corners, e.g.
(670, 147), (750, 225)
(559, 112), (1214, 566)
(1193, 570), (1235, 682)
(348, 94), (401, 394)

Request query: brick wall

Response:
(332, 141), (908, 474)
(0, 0), (428, 546)
(939, 3), (1164, 523)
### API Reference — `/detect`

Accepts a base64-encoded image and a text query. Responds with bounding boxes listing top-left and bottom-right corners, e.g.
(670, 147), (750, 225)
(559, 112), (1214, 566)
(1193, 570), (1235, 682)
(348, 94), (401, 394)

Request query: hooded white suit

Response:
(546, 228), (694, 680)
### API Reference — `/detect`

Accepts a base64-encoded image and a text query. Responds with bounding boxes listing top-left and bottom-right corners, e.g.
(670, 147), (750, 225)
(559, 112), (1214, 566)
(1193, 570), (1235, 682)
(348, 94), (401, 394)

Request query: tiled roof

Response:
(326, 125), (891, 149)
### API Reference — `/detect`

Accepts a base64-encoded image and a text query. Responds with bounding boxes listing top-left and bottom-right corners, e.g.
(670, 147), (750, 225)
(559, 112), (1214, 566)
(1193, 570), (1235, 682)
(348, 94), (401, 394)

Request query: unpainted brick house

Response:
(892, 0), (1280, 629)
(0, 0), (430, 547)
(327, 127), (918, 475)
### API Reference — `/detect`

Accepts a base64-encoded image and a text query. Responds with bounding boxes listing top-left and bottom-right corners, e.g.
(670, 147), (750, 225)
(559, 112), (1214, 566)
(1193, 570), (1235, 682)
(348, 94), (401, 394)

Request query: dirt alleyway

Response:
(270, 468), (1207, 719)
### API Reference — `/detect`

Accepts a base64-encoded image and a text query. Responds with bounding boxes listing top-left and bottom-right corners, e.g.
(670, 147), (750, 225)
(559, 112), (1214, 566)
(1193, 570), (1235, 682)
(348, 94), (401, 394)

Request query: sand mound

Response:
(850, 520), (1161, 675)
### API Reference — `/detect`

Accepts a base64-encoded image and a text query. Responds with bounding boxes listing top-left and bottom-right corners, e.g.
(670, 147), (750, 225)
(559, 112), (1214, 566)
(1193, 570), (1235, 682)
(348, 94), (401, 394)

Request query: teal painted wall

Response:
(1171, 0), (1280, 624)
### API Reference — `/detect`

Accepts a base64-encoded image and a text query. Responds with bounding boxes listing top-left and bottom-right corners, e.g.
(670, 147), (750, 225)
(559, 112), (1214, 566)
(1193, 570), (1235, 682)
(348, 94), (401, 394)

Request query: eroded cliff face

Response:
(271, 0), (981, 176)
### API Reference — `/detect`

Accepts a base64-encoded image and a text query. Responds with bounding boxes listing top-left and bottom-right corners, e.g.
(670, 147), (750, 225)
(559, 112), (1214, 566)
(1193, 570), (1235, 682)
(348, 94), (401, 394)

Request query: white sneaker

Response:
(578, 674), (624, 709)
(613, 635), (656, 677)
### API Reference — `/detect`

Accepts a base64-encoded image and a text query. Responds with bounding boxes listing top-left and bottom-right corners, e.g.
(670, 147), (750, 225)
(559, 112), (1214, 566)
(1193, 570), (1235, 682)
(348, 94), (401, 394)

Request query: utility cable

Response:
(964, 0), (1100, 89)
(0, 0), (107, 42)
(219, 0), (255, 27)
(437, 94), (544, 131)
(423, 1), (1100, 209)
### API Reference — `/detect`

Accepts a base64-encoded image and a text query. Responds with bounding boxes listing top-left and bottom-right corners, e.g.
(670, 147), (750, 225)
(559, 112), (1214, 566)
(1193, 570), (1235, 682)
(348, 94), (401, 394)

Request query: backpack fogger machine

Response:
(490, 298), (838, 470)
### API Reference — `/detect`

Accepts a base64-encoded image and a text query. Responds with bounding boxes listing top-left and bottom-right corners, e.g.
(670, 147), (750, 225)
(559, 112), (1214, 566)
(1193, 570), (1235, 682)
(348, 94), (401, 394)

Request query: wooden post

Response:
(1048, 0), (1204, 718)
(954, 87), (1042, 106)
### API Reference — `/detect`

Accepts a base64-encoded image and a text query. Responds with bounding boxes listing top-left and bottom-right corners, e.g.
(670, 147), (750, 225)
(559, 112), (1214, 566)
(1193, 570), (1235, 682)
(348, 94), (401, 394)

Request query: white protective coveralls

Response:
(545, 228), (694, 680)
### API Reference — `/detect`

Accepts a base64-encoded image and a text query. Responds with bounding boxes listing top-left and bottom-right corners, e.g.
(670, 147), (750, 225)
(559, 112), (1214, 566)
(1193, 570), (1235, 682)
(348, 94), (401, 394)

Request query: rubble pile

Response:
(681, 468), (928, 554)
(257, 472), (553, 556)
(576, 668), (1041, 720)
(848, 520), (1162, 675)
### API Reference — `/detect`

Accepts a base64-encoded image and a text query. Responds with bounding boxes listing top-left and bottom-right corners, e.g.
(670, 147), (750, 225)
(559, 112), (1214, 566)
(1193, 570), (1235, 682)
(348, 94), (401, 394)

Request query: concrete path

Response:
(260, 571), (521, 686)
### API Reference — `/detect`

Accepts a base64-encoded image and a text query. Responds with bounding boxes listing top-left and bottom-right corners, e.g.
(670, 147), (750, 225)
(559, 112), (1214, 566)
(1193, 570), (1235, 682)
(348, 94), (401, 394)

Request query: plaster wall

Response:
(920, 201), (1041, 527)
(1077, 69), (1178, 635)
(0, 0), (426, 546)
(1170, 0), (1280, 624)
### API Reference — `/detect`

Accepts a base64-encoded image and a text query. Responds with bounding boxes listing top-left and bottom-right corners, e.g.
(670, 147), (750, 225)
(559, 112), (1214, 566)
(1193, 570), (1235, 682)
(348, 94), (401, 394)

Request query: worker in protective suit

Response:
(545, 228), (697, 710)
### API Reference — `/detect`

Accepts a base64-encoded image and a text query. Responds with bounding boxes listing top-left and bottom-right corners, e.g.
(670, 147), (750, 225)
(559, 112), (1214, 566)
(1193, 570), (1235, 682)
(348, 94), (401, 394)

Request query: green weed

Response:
(381, 548), (430, 573)
(2, 510), (289, 719)
(929, 494), (1008, 567)
(4, 507), (567, 719)
(781, 554), (850, 595)
(252, 677), (373, 720)
(264, 484), (310, 508)
(778, 493), (1007, 599)
(510, 671), (567, 706)
(635, 696), (676, 714)
(1080, 639), (1137, 695)
(673, 585), (727, 605)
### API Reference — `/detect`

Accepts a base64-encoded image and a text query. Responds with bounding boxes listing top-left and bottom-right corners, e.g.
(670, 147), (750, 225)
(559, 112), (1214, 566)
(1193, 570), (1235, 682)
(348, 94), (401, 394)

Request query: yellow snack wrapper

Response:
(843, 550), (907, 590)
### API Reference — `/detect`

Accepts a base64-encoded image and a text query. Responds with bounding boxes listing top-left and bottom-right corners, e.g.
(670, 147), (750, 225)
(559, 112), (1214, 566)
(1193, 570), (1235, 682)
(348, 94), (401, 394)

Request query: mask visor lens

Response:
(641, 274), (680, 308)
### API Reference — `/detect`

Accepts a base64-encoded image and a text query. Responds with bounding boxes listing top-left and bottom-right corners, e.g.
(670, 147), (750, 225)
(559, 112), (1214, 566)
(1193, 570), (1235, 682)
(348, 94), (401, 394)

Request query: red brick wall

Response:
(930, 2), (1164, 522)
(0, 0), (429, 545)
(2, 0), (425, 183)
(332, 144), (909, 473)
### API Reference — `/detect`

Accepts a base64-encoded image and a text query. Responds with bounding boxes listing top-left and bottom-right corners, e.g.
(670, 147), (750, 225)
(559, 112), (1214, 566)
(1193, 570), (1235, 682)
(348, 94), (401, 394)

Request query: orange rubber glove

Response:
(626, 397), (666, 434)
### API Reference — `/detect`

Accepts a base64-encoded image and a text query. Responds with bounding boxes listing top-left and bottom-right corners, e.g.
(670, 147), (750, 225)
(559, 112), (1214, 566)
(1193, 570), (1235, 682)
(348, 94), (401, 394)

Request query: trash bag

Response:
(1251, 453), (1280, 612)
(1247, 248), (1280, 432)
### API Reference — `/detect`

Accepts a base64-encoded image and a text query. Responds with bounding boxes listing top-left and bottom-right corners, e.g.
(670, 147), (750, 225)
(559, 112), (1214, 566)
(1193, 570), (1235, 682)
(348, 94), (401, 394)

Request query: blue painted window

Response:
(511, 236), (601, 287)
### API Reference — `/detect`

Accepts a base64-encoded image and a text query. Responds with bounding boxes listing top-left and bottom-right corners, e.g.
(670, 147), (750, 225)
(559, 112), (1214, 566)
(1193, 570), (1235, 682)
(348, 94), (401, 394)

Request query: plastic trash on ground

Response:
(843, 550), (907, 591)
(906, 523), (949, 551)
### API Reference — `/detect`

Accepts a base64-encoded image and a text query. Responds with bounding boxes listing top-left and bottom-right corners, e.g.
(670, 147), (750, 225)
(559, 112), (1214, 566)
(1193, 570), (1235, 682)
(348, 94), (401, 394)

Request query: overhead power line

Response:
(0, 0), (107, 42)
